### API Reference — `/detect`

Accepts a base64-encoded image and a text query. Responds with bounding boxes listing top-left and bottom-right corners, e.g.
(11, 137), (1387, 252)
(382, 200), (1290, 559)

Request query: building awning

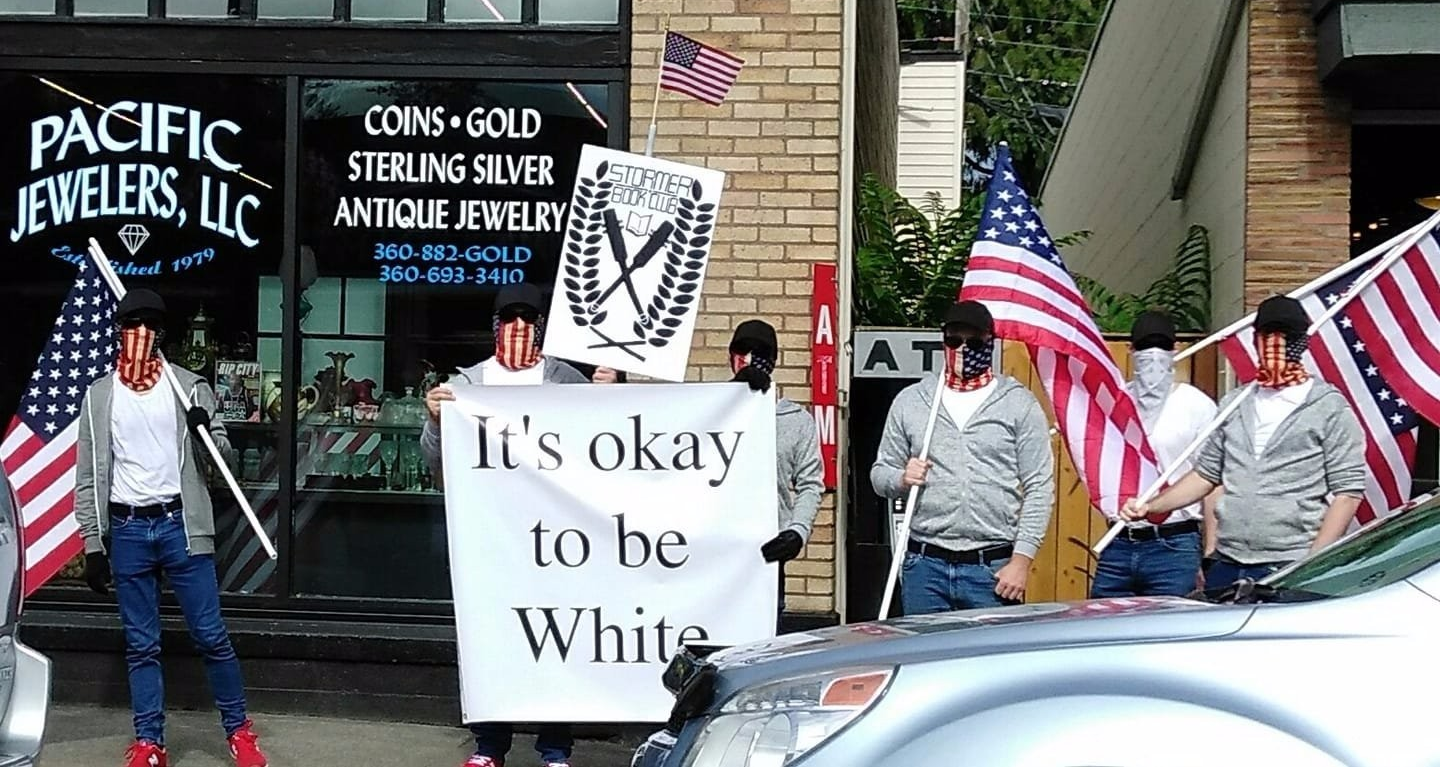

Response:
(1315, 0), (1440, 107)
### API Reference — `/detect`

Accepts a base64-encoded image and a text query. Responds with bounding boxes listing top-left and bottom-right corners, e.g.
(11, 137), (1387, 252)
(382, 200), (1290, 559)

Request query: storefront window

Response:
(540, 0), (619, 24)
(294, 78), (608, 599)
(352, 0), (425, 21)
(445, 0), (519, 23)
(0, 72), (285, 594)
(74, 0), (146, 14)
(168, 0), (243, 18)
(0, 0), (53, 14)
(257, 0), (331, 19)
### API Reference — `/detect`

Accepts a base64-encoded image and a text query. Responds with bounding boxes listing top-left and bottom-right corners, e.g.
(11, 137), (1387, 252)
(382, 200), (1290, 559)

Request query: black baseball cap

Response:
(943, 300), (994, 334)
(730, 319), (778, 358)
(1255, 295), (1308, 336)
(494, 283), (544, 318)
(1130, 310), (1176, 351)
(116, 289), (166, 325)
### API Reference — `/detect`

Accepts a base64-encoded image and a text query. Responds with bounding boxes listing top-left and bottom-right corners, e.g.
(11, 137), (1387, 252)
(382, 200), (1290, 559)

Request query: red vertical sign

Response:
(811, 263), (838, 489)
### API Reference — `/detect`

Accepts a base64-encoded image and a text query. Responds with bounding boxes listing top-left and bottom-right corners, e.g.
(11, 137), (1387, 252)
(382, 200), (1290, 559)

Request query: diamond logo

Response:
(118, 224), (149, 256)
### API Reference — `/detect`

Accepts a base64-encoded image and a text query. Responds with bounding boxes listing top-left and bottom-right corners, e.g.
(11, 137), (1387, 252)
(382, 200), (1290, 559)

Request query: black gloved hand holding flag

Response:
(186, 405), (211, 436)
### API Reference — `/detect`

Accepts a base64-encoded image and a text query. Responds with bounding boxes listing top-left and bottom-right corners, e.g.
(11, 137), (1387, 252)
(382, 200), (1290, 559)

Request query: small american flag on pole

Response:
(1, 250), (118, 594)
(660, 31), (744, 106)
(959, 144), (1163, 515)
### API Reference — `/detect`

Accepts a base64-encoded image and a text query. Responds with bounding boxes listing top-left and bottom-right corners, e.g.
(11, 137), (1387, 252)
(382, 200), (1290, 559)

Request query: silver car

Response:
(635, 491), (1440, 767)
(0, 464), (51, 766)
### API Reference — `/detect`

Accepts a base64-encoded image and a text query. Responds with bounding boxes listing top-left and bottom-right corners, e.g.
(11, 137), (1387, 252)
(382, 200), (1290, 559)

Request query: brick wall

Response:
(630, 0), (844, 614)
(1244, 0), (1350, 309)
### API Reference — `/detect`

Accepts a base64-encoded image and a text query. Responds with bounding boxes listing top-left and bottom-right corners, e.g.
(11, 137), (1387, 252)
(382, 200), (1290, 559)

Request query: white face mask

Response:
(1130, 347), (1175, 423)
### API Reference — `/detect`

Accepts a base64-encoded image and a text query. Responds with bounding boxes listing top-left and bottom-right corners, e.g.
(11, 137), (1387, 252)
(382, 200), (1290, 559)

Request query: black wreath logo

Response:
(561, 161), (711, 363)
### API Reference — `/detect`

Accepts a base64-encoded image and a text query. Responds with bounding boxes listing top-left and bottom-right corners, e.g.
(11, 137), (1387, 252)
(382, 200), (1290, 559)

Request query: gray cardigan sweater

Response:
(870, 374), (1055, 559)
(74, 369), (232, 556)
(1194, 381), (1366, 565)
(776, 397), (824, 542)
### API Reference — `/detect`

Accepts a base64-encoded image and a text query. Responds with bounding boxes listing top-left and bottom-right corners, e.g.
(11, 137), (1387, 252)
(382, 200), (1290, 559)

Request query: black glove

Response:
(84, 552), (111, 596)
(761, 530), (804, 563)
(733, 365), (771, 393)
(186, 405), (211, 435)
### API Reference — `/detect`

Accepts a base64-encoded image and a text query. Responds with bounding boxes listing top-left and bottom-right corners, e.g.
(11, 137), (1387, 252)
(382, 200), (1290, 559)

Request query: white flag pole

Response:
(644, 14), (672, 158)
(1174, 220), (1426, 364)
(877, 371), (947, 619)
(87, 238), (278, 561)
(1094, 210), (1440, 556)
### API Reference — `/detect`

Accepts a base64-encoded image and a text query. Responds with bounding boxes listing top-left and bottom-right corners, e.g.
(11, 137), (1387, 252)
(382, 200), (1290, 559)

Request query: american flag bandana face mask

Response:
(944, 344), (994, 392)
(494, 318), (542, 371)
(731, 350), (775, 376)
(117, 325), (163, 392)
(1255, 332), (1310, 389)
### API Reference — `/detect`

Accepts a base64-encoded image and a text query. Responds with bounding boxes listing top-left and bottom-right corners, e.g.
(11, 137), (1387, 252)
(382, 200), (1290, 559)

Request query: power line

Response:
(969, 70), (1077, 88)
(895, 3), (1098, 27)
(972, 35), (1089, 54)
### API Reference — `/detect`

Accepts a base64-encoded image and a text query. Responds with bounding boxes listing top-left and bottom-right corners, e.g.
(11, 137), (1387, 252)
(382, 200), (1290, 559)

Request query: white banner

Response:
(440, 382), (778, 723)
(542, 145), (725, 382)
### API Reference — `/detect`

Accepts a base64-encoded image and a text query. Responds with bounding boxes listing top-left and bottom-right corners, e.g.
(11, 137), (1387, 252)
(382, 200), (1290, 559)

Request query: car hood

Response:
(703, 597), (1252, 691)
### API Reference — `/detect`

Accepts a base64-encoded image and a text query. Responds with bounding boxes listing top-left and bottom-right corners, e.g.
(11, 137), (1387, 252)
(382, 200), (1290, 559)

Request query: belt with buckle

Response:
(907, 539), (1014, 565)
(1119, 519), (1200, 542)
(109, 498), (182, 519)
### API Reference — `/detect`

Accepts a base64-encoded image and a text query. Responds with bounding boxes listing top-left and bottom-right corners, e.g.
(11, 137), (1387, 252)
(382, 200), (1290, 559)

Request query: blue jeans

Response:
(1206, 558), (1287, 591)
(900, 550), (1017, 615)
(109, 510), (249, 744)
(1090, 532), (1202, 598)
(470, 722), (573, 763)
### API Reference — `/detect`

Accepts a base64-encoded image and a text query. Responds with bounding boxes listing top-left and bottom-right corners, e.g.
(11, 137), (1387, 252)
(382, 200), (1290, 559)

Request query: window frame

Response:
(11, 0), (591, 22)
(3, 11), (631, 623)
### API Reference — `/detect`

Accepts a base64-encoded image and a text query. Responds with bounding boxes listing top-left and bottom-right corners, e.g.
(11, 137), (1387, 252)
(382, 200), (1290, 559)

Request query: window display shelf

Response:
(296, 489), (442, 506)
(224, 420), (431, 434)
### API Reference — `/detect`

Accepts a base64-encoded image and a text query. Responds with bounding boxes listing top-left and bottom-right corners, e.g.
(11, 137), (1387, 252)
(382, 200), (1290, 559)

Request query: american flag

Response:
(1, 251), (118, 594)
(1345, 223), (1440, 433)
(660, 31), (744, 106)
(1219, 265), (1419, 526)
(959, 145), (1162, 514)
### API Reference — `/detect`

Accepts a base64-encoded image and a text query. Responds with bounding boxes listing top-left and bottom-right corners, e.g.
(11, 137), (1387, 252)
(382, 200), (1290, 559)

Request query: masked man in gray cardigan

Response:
(871, 300), (1055, 614)
(727, 319), (824, 616)
(421, 282), (594, 767)
(73, 289), (269, 767)
(1121, 295), (1366, 590)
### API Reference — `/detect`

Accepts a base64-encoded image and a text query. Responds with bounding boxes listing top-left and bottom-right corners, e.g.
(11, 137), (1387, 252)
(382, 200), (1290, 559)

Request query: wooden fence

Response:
(999, 335), (1220, 602)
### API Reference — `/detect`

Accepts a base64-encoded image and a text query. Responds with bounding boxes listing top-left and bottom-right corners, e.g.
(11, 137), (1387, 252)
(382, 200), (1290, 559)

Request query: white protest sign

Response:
(543, 145), (725, 382)
(440, 382), (778, 723)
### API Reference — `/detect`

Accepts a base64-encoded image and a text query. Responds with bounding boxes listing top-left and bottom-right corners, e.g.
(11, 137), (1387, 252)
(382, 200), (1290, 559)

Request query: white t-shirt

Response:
(1139, 382), (1219, 523)
(1252, 379), (1313, 457)
(940, 378), (996, 433)
(480, 358), (545, 386)
(109, 376), (183, 506)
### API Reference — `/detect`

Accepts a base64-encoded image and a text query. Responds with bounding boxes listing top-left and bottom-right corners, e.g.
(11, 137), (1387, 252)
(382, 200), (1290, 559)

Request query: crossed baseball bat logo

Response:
(583, 209), (675, 361)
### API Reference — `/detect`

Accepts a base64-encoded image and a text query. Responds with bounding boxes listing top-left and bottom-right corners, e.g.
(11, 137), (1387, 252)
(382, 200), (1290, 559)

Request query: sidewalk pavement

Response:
(38, 705), (642, 766)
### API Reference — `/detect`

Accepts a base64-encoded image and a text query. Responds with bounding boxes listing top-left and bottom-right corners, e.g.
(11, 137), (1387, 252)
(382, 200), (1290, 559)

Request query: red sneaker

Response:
(461, 757), (501, 767)
(124, 740), (167, 767)
(227, 719), (269, 767)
